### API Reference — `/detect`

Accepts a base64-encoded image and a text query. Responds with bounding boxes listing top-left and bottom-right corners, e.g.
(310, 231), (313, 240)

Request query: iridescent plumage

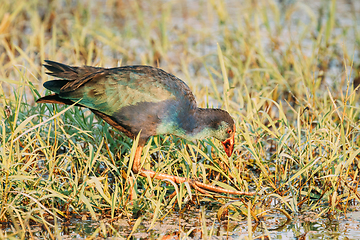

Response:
(37, 60), (254, 196)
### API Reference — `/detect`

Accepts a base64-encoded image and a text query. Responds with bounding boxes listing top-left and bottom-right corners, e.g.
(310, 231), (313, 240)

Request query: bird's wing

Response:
(44, 61), (197, 116)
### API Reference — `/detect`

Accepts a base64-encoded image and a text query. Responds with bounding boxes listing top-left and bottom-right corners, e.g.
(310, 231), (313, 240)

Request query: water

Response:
(3, 207), (360, 239)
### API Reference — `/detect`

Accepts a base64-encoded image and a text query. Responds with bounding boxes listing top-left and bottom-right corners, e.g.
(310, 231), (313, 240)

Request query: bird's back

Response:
(40, 61), (197, 141)
(44, 61), (196, 114)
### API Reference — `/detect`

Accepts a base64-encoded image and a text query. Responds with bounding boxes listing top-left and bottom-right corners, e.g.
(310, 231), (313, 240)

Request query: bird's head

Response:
(208, 110), (236, 157)
(214, 121), (235, 157)
(189, 108), (236, 157)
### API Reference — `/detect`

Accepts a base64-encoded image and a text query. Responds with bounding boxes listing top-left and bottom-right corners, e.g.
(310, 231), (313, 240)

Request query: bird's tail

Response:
(43, 60), (79, 80)
(42, 60), (104, 93)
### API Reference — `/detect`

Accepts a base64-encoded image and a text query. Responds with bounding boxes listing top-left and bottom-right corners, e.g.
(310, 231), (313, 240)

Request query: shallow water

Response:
(4, 207), (360, 239)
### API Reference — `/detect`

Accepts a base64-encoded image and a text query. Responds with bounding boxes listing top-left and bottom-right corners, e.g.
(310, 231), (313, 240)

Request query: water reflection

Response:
(3, 208), (360, 239)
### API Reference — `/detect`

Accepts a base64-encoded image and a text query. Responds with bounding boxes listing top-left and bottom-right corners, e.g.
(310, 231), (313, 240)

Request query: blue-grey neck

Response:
(156, 108), (234, 142)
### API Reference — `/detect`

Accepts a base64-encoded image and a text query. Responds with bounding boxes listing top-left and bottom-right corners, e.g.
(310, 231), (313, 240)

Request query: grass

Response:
(1, 0), (360, 238)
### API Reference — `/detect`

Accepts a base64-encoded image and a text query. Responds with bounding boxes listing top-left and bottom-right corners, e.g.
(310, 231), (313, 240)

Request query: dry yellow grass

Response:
(1, 0), (360, 238)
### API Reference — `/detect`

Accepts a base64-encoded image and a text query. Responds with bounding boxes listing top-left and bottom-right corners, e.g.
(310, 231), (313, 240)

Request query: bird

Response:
(37, 60), (254, 196)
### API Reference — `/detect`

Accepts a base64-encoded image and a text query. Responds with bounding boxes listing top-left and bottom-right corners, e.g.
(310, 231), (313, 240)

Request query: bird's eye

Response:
(227, 129), (232, 134)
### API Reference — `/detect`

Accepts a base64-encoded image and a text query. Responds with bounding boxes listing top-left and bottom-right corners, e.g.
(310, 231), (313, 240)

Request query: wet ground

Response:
(4, 207), (360, 239)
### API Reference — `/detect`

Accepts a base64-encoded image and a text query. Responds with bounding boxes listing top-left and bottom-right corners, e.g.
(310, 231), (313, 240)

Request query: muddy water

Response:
(5, 207), (360, 239)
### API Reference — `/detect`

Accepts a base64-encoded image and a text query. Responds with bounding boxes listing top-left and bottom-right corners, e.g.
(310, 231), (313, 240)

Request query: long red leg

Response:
(129, 145), (143, 200)
(131, 146), (255, 196)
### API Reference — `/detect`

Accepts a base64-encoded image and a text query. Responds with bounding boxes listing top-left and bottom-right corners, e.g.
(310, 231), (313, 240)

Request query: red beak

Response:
(221, 135), (235, 157)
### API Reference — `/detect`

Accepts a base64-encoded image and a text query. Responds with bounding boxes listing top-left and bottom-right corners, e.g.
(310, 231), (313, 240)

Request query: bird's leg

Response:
(141, 170), (255, 196)
(131, 146), (255, 196)
(132, 146), (143, 174)
(128, 146), (143, 200)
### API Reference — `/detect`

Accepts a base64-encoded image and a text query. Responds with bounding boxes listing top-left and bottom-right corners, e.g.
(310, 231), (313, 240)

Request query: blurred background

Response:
(1, 0), (359, 108)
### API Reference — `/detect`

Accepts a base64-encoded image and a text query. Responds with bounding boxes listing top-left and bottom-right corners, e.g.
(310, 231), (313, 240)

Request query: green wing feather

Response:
(60, 69), (176, 115)
(43, 61), (197, 116)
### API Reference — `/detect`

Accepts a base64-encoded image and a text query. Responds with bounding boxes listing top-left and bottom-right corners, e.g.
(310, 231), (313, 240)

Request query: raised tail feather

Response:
(42, 60), (106, 92)
(43, 60), (102, 80)
(43, 60), (79, 80)
(37, 60), (106, 104)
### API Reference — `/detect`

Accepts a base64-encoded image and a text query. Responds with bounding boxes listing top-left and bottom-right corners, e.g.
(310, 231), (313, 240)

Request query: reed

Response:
(0, 0), (359, 238)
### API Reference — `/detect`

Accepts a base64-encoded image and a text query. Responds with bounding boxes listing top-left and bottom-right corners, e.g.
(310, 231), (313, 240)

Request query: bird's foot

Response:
(138, 168), (255, 196)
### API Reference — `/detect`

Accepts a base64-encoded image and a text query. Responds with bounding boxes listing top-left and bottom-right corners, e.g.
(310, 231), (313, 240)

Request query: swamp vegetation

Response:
(1, 0), (360, 239)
